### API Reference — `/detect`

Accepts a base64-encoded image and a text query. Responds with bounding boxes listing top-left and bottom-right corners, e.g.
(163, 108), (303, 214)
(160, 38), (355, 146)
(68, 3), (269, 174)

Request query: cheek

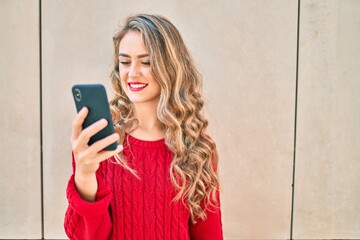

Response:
(144, 68), (156, 81)
(119, 66), (126, 78)
(153, 79), (162, 94)
(119, 67), (127, 83)
(118, 72), (126, 88)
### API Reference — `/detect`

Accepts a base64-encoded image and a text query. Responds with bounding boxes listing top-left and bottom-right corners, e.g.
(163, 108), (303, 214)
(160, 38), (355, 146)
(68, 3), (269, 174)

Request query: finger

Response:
(77, 118), (108, 146)
(88, 133), (120, 154)
(71, 107), (89, 142)
(94, 144), (124, 163)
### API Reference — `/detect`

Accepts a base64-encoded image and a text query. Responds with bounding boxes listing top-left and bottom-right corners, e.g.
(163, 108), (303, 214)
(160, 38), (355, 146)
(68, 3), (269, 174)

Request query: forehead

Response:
(119, 31), (148, 54)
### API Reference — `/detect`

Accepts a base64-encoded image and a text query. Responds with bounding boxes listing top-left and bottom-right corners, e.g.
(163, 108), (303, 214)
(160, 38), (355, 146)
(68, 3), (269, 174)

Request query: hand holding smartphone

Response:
(72, 84), (117, 151)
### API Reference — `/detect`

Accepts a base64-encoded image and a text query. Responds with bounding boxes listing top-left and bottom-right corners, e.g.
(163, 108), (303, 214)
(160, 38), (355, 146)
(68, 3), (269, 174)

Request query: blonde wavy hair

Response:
(109, 14), (220, 223)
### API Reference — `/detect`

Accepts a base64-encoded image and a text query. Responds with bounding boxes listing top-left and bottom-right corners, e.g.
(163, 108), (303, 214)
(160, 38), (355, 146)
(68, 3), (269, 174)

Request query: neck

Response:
(131, 100), (165, 141)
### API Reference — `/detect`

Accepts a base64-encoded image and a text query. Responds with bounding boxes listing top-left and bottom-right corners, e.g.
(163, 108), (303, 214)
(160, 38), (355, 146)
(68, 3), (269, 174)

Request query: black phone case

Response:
(72, 84), (117, 151)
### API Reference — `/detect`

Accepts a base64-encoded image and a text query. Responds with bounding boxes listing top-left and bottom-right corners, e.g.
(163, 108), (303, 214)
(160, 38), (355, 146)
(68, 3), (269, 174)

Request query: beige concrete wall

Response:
(41, 1), (296, 239)
(0, 0), (41, 238)
(198, 2), (297, 238)
(293, 0), (360, 239)
(1, 0), (359, 239)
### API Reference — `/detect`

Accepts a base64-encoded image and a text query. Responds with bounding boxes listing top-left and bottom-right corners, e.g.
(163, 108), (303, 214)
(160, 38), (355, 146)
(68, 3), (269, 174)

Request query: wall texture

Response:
(0, 1), (41, 239)
(0, 0), (359, 239)
(293, 0), (360, 239)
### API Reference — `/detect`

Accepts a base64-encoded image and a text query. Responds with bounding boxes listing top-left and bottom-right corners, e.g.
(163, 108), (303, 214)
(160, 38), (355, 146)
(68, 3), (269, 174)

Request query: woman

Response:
(64, 14), (223, 240)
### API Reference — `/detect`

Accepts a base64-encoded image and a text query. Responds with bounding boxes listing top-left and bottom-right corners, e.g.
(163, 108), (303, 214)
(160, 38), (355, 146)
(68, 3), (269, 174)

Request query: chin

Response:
(128, 95), (160, 105)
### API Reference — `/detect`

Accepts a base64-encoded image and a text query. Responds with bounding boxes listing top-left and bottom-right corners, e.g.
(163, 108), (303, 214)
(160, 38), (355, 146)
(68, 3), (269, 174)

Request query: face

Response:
(118, 31), (161, 105)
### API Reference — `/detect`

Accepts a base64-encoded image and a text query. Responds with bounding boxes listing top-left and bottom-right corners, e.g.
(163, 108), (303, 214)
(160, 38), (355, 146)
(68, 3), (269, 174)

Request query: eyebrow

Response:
(119, 53), (149, 58)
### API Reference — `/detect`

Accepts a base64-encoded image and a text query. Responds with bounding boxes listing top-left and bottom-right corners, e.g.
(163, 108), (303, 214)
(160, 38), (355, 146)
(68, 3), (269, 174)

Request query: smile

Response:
(128, 82), (148, 92)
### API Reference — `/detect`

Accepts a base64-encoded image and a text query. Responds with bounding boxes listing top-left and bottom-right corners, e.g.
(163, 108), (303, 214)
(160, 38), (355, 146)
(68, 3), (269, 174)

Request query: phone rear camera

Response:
(74, 88), (82, 101)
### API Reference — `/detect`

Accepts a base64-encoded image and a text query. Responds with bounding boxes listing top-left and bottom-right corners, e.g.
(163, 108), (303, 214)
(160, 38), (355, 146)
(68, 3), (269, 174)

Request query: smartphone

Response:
(71, 84), (117, 151)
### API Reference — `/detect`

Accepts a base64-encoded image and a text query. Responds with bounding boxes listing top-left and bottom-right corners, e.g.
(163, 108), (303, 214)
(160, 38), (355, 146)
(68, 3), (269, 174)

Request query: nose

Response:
(128, 63), (140, 78)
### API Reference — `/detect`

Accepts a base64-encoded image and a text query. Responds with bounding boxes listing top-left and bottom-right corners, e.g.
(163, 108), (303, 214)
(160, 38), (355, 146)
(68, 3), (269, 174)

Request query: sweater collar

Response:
(125, 133), (166, 148)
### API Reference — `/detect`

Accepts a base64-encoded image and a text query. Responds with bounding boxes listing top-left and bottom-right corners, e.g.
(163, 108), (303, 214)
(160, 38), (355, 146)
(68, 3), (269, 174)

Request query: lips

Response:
(128, 82), (148, 92)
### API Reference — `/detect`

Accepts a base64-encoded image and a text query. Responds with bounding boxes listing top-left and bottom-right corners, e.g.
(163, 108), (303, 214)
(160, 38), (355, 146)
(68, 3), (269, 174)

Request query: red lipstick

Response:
(128, 82), (148, 92)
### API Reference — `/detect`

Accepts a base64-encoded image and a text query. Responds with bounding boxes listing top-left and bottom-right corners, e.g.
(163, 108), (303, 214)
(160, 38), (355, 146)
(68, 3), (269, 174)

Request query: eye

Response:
(142, 61), (150, 65)
(119, 61), (130, 65)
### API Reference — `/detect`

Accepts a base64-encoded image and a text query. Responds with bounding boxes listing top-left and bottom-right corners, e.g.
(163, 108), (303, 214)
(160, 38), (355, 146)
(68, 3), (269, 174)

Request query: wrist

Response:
(74, 172), (98, 202)
(75, 170), (96, 182)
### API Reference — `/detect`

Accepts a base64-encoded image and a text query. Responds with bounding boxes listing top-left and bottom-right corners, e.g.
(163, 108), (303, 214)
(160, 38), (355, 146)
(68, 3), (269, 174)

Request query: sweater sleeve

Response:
(188, 191), (223, 240)
(64, 161), (113, 240)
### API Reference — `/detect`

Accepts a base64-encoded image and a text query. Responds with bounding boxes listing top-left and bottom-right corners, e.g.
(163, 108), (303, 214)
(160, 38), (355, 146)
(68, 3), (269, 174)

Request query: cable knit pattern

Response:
(64, 134), (223, 240)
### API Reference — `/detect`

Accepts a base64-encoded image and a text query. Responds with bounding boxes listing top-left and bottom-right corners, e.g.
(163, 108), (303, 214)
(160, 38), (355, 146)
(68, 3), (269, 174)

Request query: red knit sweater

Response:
(64, 135), (223, 240)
